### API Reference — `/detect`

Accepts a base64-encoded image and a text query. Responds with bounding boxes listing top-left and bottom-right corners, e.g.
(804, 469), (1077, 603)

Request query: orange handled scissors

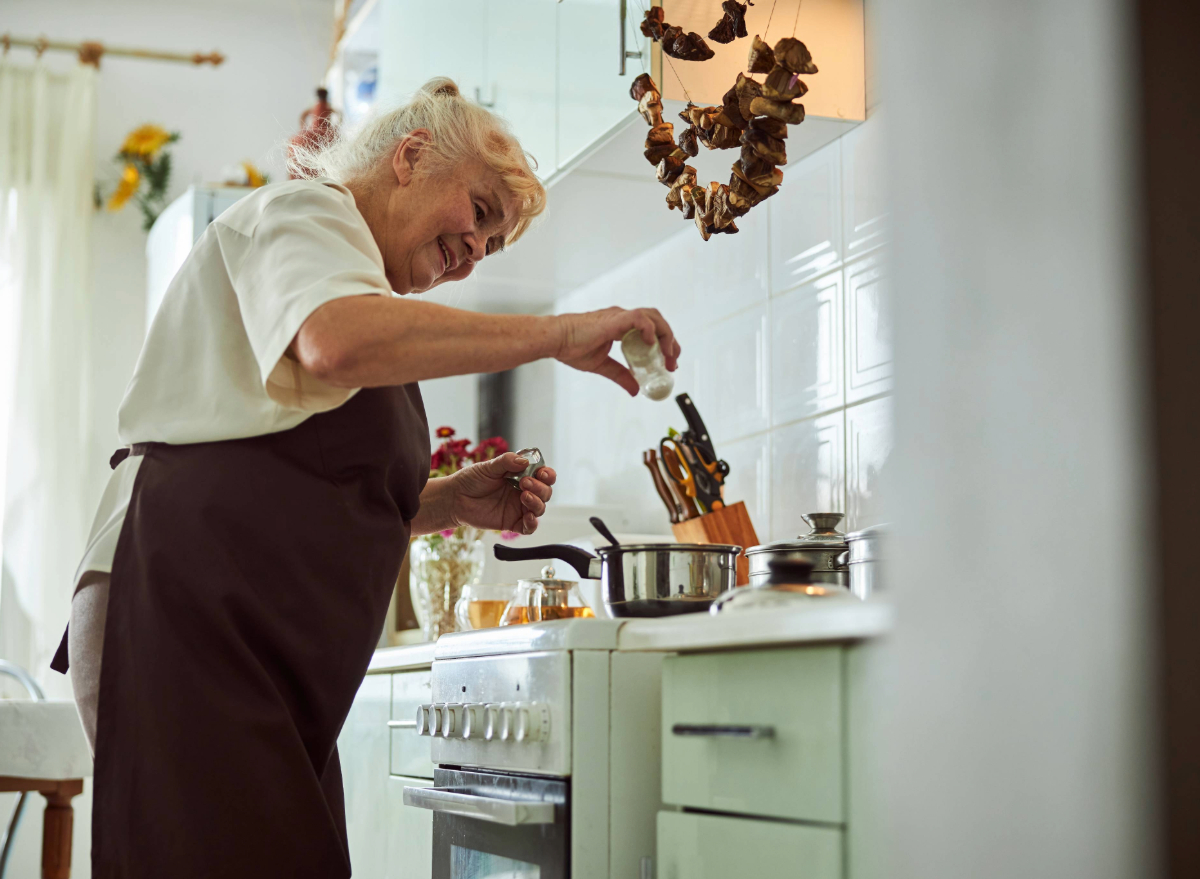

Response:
(660, 437), (723, 514)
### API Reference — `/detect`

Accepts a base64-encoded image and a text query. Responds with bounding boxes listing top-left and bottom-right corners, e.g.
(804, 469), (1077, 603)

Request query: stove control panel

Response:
(416, 701), (551, 743)
(429, 651), (571, 776)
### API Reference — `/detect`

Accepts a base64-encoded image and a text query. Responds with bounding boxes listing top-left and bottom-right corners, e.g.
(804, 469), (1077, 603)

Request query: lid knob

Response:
(801, 512), (845, 534)
(765, 557), (815, 586)
(540, 565), (557, 579)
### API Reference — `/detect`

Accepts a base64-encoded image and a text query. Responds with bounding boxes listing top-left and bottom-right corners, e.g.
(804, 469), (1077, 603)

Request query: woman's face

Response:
(372, 132), (520, 294)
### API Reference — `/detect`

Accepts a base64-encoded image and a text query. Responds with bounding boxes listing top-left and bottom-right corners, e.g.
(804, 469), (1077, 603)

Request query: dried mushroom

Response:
(639, 8), (666, 40)
(628, 72), (657, 102)
(720, 84), (748, 128)
(748, 115), (789, 139)
(741, 128), (787, 165)
(747, 35), (775, 74)
(763, 65), (808, 100)
(733, 72), (763, 121)
(748, 96), (805, 125)
(772, 37), (818, 75)
(678, 126), (699, 157)
(663, 25), (716, 61)
(708, 1), (749, 44)
(657, 154), (685, 186)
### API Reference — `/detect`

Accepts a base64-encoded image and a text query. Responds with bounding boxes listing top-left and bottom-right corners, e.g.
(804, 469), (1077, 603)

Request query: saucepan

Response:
(493, 517), (740, 618)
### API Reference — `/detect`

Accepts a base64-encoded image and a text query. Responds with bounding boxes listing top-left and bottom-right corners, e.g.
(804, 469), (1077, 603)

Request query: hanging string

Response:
(664, 53), (693, 105)
(792, 0), (803, 36)
(763, 0), (779, 39)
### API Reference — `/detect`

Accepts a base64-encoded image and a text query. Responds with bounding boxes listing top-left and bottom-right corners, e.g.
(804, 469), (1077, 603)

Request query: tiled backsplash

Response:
(515, 114), (891, 542)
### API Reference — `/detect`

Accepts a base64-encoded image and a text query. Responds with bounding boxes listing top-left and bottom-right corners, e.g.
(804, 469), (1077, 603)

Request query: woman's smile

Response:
(436, 236), (457, 274)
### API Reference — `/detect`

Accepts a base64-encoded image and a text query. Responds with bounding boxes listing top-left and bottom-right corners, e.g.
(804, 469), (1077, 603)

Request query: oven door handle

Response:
(402, 786), (556, 826)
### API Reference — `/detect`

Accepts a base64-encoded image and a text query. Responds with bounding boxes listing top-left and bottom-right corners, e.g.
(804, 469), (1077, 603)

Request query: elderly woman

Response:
(51, 78), (678, 878)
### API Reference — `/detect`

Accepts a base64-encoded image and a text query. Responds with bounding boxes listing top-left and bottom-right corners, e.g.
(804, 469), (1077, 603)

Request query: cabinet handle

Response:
(474, 85), (496, 109)
(671, 723), (776, 739)
(387, 719), (417, 729)
(619, 0), (644, 76)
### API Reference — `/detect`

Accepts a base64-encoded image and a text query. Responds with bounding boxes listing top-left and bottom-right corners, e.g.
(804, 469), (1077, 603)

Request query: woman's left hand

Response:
(451, 452), (556, 535)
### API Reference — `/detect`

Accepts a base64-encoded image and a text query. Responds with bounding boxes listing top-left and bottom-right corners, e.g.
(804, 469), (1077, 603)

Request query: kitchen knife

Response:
(660, 444), (702, 519)
(675, 394), (730, 485)
(643, 449), (683, 523)
(661, 437), (722, 513)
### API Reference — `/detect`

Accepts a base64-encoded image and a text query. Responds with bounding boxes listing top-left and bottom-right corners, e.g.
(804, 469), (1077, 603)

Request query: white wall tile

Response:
(769, 411), (845, 542)
(845, 252), (893, 403)
(771, 268), (844, 423)
(693, 304), (769, 444)
(719, 432), (771, 542)
(770, 139), (843, 292)
(845, 395), (893, 532)
(842, 114), (889, 257)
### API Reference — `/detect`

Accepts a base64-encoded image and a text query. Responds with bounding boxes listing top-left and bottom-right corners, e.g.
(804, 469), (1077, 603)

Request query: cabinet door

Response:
(339, 673), (392, 878)
(657, 811), (842, 879)
(386, 775), (434, 879)
(378, 0), (486, 108)
(557, 0), (648, 169)
(485, 0), (559, 177)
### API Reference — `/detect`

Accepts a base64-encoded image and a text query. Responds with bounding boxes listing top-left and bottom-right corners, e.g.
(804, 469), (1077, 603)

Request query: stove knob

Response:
(441, 703), (462, 737)
(429, 704), (445, 737)
(415, 704), (432, 736)
(515, 703), (549, 743)
(483, 703), (502, 741)
(461, 703), (481, 739)
(497, 704), (515, 741)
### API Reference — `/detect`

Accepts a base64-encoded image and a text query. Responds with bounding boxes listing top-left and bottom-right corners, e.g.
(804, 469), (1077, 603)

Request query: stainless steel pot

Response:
(842, 525), (885, 599)
(493, 542), (741, 617)
(745, 512), (849, 588)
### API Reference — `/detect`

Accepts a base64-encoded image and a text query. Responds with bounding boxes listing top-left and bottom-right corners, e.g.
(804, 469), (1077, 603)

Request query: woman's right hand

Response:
(553, 307), (681, 396)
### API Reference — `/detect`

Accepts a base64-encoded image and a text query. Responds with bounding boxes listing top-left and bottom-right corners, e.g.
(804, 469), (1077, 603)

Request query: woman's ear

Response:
(392, 129), (434, 186)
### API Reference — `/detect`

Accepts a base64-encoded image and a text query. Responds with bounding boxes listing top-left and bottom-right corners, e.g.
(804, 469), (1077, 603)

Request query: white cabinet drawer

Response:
(661, 646), (844, 823)
(390, 669), (435, 779)
(657, 811), (842, 879)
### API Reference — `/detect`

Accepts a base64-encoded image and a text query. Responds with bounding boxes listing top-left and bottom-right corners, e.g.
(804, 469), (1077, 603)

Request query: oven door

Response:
(404, 768), (569, 879)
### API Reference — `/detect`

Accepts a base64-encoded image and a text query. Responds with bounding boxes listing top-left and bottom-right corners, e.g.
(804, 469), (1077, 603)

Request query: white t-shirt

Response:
(75, 178), (392, 586)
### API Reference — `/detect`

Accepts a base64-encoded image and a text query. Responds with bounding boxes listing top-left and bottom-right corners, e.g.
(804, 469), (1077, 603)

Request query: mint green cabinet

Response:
(390, 668), (434, 779)
(339, 673), (393, 877)
(661, 646), (844, 823)
(657, 811), (842, 879)
(386, 776), (433, 879)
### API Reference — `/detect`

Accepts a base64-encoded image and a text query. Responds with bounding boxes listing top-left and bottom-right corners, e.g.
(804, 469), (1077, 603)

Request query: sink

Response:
(0, 701), (92, 779)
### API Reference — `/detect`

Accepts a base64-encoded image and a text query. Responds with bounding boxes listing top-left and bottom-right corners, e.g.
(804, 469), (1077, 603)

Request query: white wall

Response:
(0, 2), (333, 874)
(520, 114), (891, 540)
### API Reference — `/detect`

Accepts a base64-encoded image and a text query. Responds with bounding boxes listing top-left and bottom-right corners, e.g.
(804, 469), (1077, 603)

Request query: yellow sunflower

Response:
(120, 124), (173, 159)
(241, 161), (266, 188)
(107, 163), (140, 212)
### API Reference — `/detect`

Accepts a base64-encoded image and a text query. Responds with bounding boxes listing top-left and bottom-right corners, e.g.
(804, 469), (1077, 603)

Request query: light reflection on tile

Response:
(719, 433), (771, 542)
(846, 396), (893, 531)
(845, 252), (892, 403)
(693, 304), (769, 444)
(842, 114), (889, 257)
(771, 269), (844, 423)
(769, 411), (845, 542)
(770, 139), (842, 292)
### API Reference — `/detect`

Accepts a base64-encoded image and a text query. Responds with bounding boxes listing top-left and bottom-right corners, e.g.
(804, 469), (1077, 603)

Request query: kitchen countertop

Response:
(367, 600), (893, 672)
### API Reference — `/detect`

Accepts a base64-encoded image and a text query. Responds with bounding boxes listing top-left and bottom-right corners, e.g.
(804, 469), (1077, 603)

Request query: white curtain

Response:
(0, 59), (97, 697)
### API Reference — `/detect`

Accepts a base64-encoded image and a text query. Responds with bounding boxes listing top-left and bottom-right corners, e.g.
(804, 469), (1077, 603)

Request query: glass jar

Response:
(621, 329), (674, 401)
(500, 566), (596, 626)
(409, 528), (486, 640)
(454, 582), (519, 631)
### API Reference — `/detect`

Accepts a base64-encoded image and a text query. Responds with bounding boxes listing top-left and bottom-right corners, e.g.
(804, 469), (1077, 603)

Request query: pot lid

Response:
(594, 543), (742, 554)
(517, 564), (578, 590)
(746, 512), (848, 554)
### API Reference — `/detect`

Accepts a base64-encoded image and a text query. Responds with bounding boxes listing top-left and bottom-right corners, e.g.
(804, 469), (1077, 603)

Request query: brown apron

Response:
(54, 384), (429, 878)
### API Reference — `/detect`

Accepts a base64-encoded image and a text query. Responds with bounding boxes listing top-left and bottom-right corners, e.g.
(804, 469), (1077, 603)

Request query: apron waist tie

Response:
(52, 444), (157, 674)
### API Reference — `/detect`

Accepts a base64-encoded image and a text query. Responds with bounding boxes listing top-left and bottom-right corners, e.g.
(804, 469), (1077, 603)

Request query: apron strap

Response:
(54, 444), (155, 674)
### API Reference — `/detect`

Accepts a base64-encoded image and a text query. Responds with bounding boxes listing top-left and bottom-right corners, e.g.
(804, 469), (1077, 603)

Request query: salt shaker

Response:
(507, 447), (547, 489)
(621, 329), (674, 401)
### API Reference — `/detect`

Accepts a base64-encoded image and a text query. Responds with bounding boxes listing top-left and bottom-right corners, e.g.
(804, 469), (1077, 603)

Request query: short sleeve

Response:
(215, 183), (390, 411)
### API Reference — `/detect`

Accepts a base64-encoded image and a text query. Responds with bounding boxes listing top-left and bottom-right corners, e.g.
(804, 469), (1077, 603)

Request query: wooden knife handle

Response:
(661, 446), (701, 520)
(644, 449), (682, 523)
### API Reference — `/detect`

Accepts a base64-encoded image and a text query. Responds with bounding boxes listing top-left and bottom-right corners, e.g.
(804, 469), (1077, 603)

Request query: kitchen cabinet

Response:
(657, 811), (842, 879)
(485, 0), (559, 176)
(390, 668), (435, 778)
(661, 645), (844, 823)
(385, 776), (433, 879)
(557, 0), (650, 170)
(377, 0), (486, 108)
(339, 673), (392, 878)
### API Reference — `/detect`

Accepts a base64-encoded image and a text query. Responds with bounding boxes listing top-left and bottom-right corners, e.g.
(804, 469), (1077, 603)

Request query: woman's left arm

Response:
(411, 452), (556, 536)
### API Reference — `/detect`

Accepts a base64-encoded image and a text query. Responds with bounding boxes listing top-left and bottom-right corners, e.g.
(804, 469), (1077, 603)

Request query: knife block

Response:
(671, 501), (759, 586)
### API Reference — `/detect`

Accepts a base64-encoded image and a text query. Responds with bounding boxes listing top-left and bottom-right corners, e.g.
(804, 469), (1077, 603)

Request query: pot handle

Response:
(493, 543), (598, 579)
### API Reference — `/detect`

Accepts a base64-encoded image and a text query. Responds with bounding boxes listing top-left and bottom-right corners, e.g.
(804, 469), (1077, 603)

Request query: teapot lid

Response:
(517, 564), (577, 591)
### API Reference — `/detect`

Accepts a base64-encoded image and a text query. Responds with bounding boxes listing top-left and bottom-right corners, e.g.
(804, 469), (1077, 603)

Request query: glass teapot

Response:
(500, 565), (595, 626)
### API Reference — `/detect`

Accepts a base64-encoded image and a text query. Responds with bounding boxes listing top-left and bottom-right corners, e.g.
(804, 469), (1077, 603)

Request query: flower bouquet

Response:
(410, 427), (518, 640)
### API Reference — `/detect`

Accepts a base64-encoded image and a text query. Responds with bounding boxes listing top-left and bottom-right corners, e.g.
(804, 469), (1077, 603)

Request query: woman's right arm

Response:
(290, 295), (680, 396)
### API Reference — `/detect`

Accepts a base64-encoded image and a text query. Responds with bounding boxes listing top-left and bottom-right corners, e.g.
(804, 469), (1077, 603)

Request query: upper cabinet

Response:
(486, 0), (560, 176)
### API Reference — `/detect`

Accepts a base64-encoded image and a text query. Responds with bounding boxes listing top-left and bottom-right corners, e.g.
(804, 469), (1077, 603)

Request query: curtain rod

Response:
(1, 34), (224, 68)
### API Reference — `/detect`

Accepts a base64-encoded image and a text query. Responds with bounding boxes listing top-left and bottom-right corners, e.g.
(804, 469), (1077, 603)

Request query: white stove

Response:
(401, 619), (664, 879)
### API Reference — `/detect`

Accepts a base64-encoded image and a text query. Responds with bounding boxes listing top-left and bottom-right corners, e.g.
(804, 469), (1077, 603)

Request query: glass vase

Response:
(409, 528), (485, 641)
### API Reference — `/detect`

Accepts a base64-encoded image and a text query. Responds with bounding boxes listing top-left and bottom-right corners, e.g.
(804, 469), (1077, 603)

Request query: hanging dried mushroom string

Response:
(629, 18), (818, 240)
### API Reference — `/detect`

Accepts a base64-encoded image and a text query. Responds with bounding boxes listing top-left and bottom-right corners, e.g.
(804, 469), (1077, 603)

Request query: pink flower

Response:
(499, 531), (521, 541)
(440, 528), (457, 538)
